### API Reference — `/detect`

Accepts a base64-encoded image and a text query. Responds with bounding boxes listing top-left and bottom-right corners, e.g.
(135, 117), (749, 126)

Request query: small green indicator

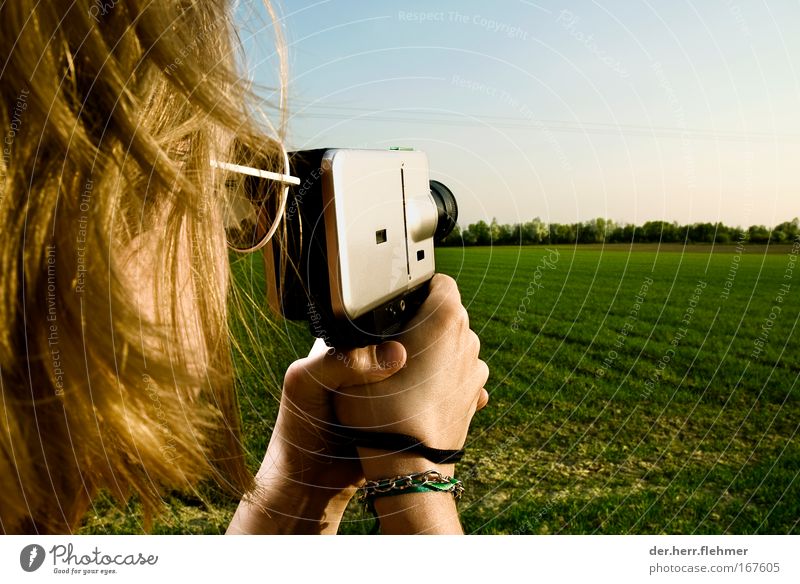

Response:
(389, 146), (414, 151)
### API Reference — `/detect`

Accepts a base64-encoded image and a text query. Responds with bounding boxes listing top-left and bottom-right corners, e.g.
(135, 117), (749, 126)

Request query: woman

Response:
(0, 0), (488, 534)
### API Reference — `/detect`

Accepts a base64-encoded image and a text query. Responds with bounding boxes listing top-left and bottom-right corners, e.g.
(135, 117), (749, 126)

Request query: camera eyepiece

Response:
(429, 180), (458, 242)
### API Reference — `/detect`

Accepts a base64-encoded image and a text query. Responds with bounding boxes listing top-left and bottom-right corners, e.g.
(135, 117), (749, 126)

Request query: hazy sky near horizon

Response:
(238, 0), (799, 228)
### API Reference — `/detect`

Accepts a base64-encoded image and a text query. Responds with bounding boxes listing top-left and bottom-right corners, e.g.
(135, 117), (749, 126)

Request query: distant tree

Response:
(461, 225), (477, 245)
(713, 222), (731, 244)
(515, 222), (530, 245)
(519, 217), (547, 244)
(470, 220), (491, 245)
(596, 218), (613, 242)
(773, 218), (799, 243)
(607, 223), (625, 243)
(490, 218), (501, 242)
(675, 222), (690, 243)
(498, 223), (515, 244)
(438, 217), (797, 247)
(579, 219), (599, 243)
(641, 221), (664, 242)
(550, 222), (577, 243)
(688, 222), (716, 243)
(748, 224), (771, 244)
(641, 220), (682, 243)
(490, 218), (514, 244)
(613, 223), (636, 243)
(728, 226), (746, 243)
(536, 218), (550, 244)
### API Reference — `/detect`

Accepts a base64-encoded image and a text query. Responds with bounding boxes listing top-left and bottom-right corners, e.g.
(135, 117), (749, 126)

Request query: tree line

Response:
(440, 217), (800, 246)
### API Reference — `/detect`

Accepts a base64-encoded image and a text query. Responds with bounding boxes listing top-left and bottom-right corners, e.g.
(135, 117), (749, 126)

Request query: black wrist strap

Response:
(339, 428), (465, 464)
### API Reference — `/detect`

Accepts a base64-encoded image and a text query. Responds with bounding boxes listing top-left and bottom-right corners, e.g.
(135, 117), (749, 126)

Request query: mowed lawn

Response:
(80, 244), (799, 534)
(434, 244), (798, 534)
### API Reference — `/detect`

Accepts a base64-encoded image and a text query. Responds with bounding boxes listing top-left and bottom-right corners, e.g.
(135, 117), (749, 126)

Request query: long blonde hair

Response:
(0, 0), (286, 533)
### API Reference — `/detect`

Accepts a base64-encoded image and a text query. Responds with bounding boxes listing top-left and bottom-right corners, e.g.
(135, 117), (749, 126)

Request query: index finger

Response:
(427, 273), (462, 306)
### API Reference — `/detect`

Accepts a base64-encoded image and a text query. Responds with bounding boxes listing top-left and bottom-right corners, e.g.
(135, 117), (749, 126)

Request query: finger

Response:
(292, 340), (408, 390)
(473, 360), (490, 411)
(476, 359), (489, 385)
(408, 278), (469, 341)
(428, 273), (462, 306)
(476, 388), (490, 411)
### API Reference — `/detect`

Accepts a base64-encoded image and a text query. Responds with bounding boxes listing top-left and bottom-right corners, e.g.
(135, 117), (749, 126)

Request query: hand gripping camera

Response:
(263, 148), (458, 348)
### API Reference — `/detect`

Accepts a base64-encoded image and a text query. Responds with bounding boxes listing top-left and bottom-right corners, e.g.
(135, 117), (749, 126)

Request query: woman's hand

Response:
(334, 274), (489, 454)
(227, 338), (408, 534)
(272, 337), (410, 493)
(333, 274), (489, 534)
(228, 273), (489, 534)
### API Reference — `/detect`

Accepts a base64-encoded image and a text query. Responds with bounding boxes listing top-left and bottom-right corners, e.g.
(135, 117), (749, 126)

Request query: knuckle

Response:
(433, 273), (457, 291)
(477, 359), (490, 384)
(440, 305), (470, 336)
(471, 331), (481, 358)
(429, 294), (468, 329)
(477, 387), (490, 411)
(453, 304), (470, 328)
(432, 273), (461, 303)
(284, 358), (310, 386)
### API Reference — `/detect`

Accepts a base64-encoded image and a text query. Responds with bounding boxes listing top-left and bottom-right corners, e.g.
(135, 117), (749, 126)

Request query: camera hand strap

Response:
(339, 428), (465, 464)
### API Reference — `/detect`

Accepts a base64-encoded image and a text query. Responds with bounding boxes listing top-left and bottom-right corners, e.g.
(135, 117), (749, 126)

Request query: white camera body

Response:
(265, 148), (457, 348)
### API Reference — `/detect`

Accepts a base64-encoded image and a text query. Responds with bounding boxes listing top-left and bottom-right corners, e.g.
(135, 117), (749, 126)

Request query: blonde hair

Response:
(0, 0), (286, 533)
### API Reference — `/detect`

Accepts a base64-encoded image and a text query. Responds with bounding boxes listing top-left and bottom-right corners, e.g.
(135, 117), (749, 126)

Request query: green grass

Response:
(433, 244), (798, 534)
(80, 244), (799, 534)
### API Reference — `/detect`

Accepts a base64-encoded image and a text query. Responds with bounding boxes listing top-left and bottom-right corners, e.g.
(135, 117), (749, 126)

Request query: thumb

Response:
(298, 340), (407, 390)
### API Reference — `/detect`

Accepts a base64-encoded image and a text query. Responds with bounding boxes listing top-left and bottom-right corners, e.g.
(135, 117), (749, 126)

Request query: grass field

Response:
(431, 243), (798, 534)
(80, 243), (799, 534)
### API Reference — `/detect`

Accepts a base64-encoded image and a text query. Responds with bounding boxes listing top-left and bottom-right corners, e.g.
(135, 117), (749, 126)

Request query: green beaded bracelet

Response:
(358, 470), (465, 533)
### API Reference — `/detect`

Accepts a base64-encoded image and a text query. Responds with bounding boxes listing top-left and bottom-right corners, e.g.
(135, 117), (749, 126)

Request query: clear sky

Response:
(237, 0), (799, 228)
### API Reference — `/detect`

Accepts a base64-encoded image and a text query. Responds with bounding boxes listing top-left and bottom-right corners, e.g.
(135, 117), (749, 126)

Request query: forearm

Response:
(227, 450), (355, 534)
(227, 486), (352, 534)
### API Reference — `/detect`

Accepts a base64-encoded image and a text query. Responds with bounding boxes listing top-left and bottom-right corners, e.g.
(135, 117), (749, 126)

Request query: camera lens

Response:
(429, 180), (458, 242)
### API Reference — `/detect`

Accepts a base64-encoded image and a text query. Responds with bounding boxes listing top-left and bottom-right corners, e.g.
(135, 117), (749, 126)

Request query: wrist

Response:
(227, 450), (356, 535)
(356, 451), (464, 535)
(371, 491), (462, 534)
(264, 418), (363, 500)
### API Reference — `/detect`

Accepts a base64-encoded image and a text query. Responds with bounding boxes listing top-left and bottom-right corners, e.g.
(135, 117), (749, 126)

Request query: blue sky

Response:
(237, 0), (799, 228)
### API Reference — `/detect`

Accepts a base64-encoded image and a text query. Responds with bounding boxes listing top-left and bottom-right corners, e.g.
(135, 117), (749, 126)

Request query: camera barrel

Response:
(429, 180), (459, 242)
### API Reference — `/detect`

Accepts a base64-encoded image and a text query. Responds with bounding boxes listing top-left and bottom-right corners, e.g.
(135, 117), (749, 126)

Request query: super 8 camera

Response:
(263, 148), (458, 348)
